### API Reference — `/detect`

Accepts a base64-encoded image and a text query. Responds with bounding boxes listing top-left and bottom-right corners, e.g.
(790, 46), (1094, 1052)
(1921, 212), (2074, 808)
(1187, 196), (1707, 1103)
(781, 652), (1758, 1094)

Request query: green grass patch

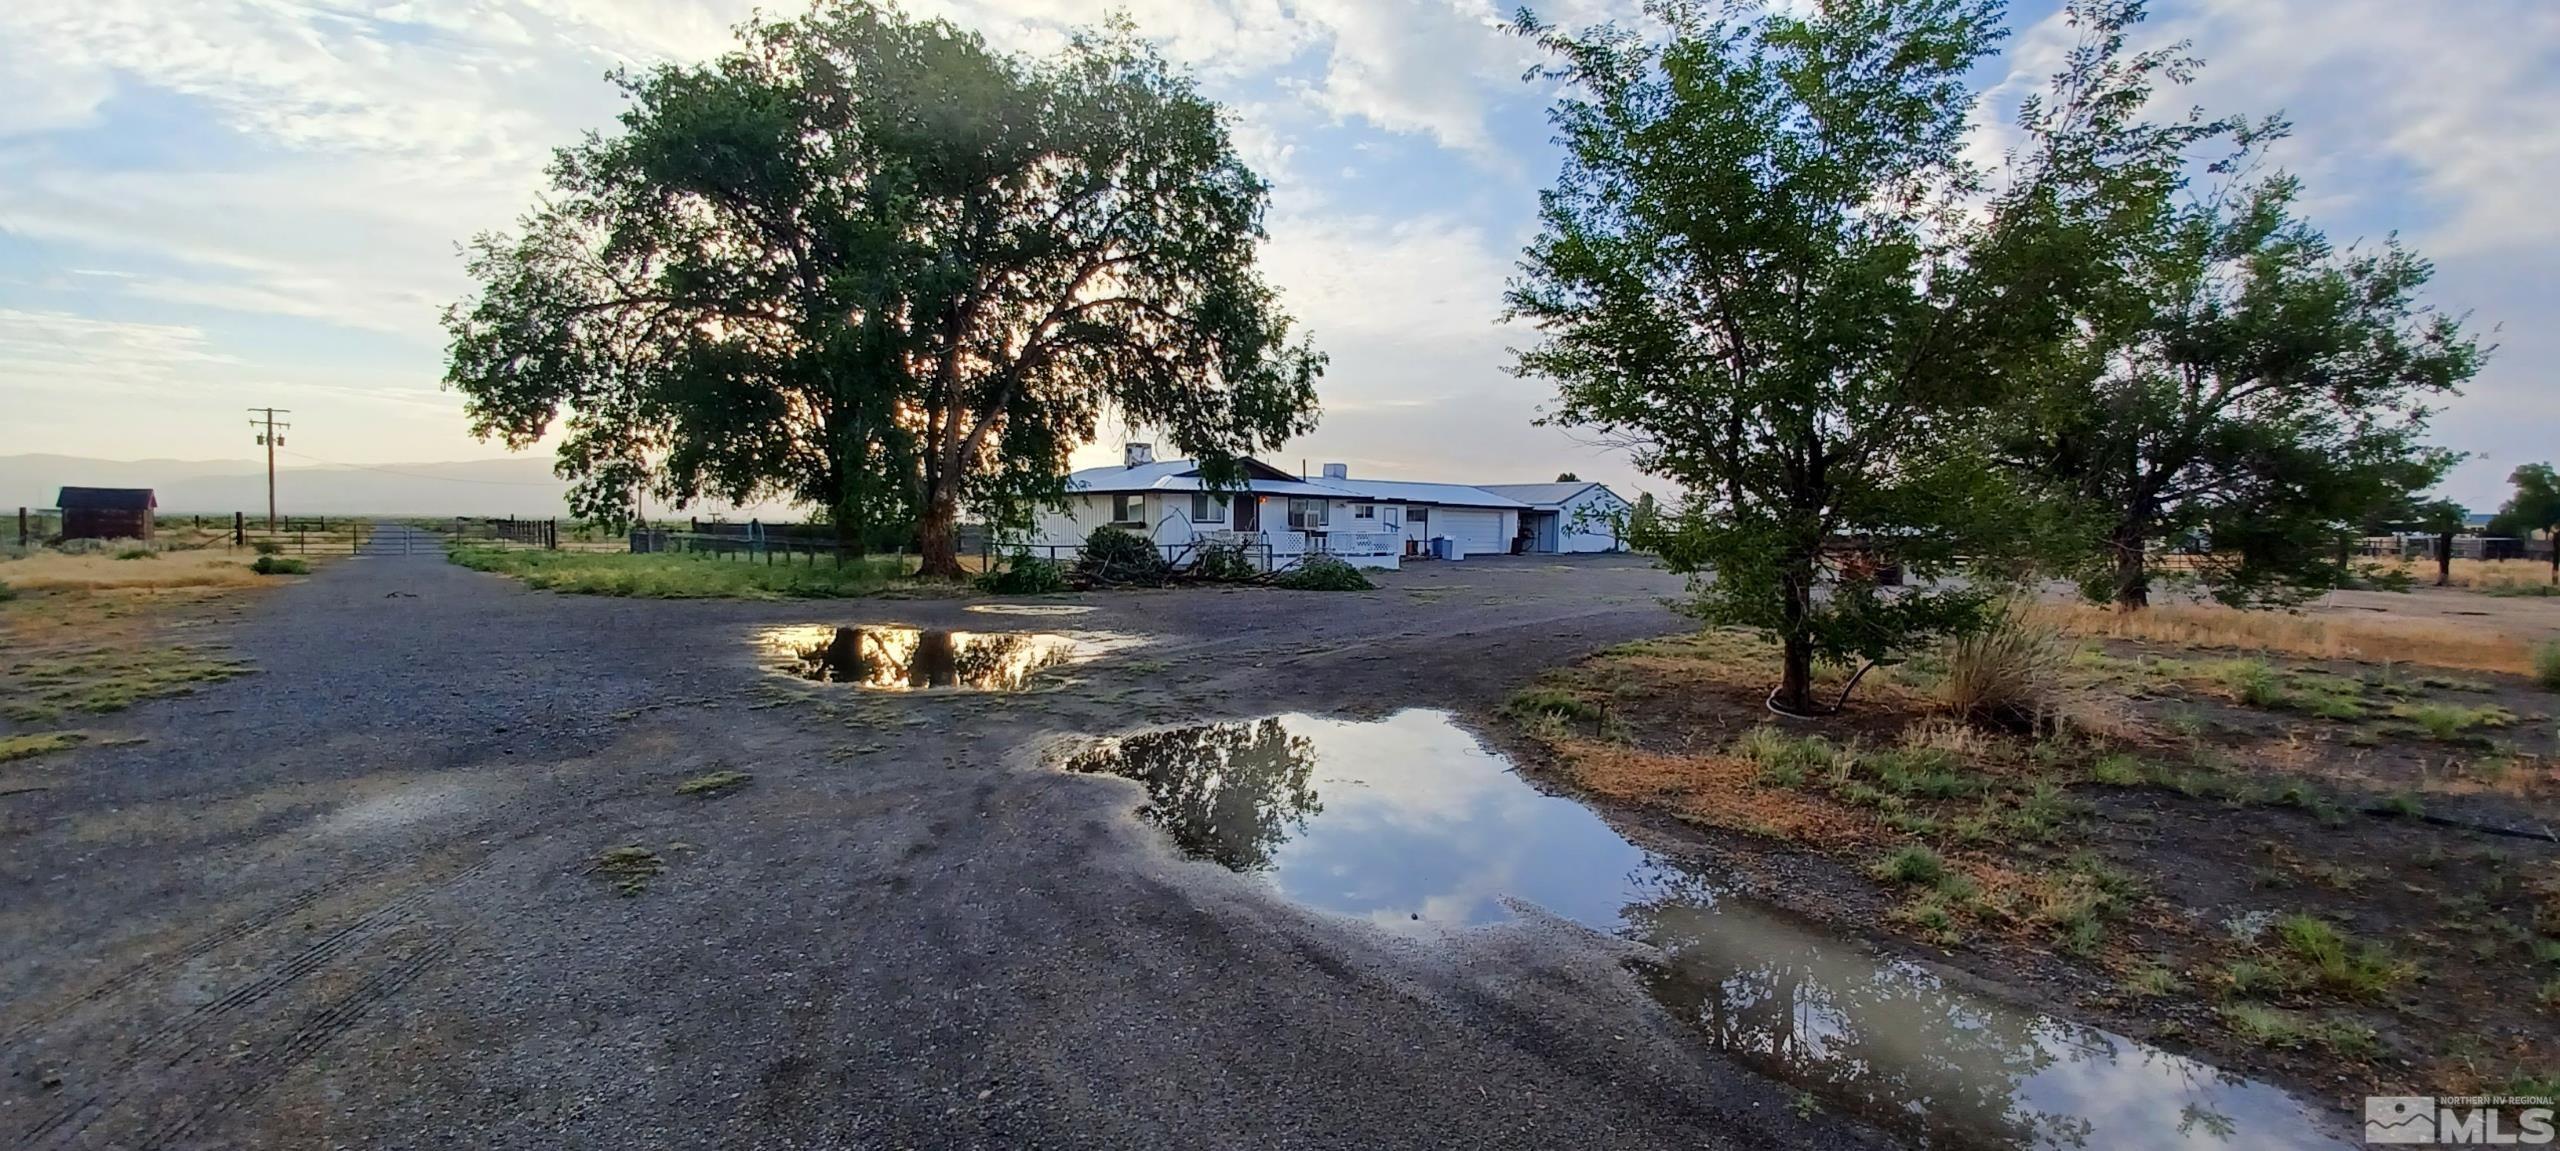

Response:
(453, 547), (918, 599)
(1733, 727), (1839, 786)
(1873, 844), (1948, 887)
(2219, 1004), (2376, 1055)
(3, 646), (254, 722)
(2271, 913), (2414, 1001)
(674, 769), (752, 796)
(0, 731), (87, 763)
(2389, 702), (2518, 741)
(2536, 642), (2560, 692)
(589, 845), (668, 896)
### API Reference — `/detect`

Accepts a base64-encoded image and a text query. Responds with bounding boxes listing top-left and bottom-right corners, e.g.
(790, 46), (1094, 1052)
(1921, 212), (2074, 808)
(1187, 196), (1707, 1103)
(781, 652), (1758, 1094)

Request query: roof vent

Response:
(1124, 442), (1155, 468)
(1321, 462), (1348, 480)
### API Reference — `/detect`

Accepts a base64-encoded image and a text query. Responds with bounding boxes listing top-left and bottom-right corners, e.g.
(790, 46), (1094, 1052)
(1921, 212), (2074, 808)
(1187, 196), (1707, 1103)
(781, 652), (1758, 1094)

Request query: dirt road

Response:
(3, 540), (1899, 1148)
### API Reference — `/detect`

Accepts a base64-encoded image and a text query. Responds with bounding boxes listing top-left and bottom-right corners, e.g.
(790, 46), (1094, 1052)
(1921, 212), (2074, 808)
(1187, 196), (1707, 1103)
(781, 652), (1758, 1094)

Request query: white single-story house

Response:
(1027, 445), (1628, 571)
(1474, 482), (1632, 553)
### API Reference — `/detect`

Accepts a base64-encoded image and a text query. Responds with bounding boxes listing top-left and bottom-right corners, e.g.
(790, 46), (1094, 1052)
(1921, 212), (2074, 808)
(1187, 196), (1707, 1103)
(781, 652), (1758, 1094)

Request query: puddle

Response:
(1062, 710), (2348, 1151)
(757, 625), (1126, 691)
(965, 603), (1097, 617)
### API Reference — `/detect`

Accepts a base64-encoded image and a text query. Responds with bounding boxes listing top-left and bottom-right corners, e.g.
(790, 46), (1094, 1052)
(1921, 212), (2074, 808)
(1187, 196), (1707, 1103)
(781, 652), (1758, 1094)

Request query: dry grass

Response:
(1546, 736), (1879, 844)
(2365, 558), (2556, 593)
(0, 548), (274, 591)
(2031, 602), (2534, 676)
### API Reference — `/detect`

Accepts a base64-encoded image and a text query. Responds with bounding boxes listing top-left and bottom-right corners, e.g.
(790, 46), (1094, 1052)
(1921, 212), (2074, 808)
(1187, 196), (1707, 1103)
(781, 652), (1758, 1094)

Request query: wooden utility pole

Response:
(247, 407), (291, 531)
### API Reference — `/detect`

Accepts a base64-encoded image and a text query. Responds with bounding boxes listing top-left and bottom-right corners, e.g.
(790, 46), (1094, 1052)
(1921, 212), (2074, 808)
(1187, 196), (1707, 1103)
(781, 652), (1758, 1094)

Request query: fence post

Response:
(15, 507), (24, 547)
(234, 511), (245, 547)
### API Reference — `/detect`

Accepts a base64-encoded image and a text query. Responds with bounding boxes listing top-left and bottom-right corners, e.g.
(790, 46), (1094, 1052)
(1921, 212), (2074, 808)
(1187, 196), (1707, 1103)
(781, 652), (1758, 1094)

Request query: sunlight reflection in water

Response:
(1062, 709), (2350, 1151)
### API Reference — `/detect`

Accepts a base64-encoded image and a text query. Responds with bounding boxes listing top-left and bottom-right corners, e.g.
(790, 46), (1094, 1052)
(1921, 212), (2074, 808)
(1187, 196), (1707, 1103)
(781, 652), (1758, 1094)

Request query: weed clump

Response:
(1733, 727), (1837, 786)
(675, 769), (752, 796)
(590, 845), (668, 896)
(250, 554), (309, 576)
(2537, 642), (2560, 692)
(1873, 844), (1948, 887)
(1274, 555), (1374, 591)
(1939, 604), (2066, 729)
(976, 553), (1069, 594)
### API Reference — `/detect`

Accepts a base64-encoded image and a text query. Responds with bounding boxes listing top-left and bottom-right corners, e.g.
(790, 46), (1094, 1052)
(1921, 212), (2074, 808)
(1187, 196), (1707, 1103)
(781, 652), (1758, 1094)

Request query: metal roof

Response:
(56, 486), (157, 510)
(1325, 478), (1528, 509)
(1064, 462), (1357, 499)
(1472, 482), (1624, 508)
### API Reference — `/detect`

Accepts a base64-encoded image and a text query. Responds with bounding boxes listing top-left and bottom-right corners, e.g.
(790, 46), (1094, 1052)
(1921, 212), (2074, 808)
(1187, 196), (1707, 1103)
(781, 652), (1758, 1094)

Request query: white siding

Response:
(1556, 489), (1629, 553)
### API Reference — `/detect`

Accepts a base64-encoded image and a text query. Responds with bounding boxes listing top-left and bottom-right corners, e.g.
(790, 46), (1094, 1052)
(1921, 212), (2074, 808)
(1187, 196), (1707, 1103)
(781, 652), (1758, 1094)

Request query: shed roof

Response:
(1328, 478), (1528, 509)
(57, 486), (157, 510)
(1473, 482), (1624, 508)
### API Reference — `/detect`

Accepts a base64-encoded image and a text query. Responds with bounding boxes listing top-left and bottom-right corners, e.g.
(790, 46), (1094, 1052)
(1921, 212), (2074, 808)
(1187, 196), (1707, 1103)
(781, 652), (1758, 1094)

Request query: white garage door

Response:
(1439, 510), (1504, 557)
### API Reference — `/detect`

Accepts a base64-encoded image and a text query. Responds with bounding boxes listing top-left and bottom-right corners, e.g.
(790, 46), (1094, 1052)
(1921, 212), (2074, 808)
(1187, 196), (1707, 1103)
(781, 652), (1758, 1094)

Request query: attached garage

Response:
(1437, 509), (1506, 557)
(1474, 482), (1633, 554)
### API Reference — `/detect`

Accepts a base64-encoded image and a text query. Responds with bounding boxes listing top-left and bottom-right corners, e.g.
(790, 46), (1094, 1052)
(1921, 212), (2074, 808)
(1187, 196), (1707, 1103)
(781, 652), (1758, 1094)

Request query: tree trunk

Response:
(916, 487), (964, 581)
(1773, 556), (1817, 714)
(2548, 522), (2555, 586)
(832, 497), (867, 559)
(2110, 522), (2149, 611)
(2435, 532), (2454, 587)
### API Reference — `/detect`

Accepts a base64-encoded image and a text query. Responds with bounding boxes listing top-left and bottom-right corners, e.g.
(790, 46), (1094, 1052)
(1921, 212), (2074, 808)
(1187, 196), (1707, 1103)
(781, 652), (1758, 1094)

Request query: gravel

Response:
(0, 530), (1887, 1150)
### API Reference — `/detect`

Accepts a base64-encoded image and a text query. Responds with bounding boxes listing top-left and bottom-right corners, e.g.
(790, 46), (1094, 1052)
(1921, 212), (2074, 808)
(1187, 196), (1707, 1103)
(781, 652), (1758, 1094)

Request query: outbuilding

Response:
(1474, 482), (1631, 553)
(56, 487), (157, 541)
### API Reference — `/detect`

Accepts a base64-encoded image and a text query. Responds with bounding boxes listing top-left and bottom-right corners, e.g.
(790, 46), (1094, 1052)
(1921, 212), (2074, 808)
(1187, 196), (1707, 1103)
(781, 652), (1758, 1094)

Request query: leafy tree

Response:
(1507, 0), (2031, 714)
(1555, 472), (1580, 483)
(2487, 462), (2560, 540)
(444, 2), (1323, 576)
(1990, 1), (2482, 610)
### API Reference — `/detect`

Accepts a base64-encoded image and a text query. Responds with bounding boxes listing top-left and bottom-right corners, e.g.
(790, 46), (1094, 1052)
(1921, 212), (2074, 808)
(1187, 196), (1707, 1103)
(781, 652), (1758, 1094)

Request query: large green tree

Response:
(1508, 0), (2035, 714)
(444, 3), (1323, 576)
(1991, 1), (2482, 610)
(2487, 462), (2560, 539)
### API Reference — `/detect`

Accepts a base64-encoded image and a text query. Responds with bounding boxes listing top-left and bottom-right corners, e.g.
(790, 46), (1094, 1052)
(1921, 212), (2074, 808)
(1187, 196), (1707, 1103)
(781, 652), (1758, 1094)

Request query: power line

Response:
(248, 407), (291, 531)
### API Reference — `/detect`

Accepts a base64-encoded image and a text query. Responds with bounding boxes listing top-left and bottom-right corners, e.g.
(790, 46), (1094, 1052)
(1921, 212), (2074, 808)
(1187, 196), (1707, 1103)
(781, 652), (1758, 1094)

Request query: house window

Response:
(1409, 506), (1429, 527)
(1111, 494), (1145, 526)
(1190, 492), (1227, 526)
(1353, 503), (1375, 520)
(1287, 498), (1329, 531)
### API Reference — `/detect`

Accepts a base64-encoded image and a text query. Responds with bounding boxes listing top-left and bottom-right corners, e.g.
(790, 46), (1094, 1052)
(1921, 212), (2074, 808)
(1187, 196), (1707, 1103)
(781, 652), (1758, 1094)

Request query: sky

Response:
(0, 0), (2552, 511)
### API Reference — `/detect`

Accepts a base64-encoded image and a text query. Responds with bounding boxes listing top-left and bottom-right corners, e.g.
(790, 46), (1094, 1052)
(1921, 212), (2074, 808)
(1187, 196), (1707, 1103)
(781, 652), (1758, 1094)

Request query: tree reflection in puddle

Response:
(1063, 710), (2349, 1151)
(760, 625), (1110, 691)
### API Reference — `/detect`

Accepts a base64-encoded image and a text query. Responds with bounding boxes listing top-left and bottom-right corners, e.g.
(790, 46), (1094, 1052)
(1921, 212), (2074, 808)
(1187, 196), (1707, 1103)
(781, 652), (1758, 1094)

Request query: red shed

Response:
(57, 487), (157, 541)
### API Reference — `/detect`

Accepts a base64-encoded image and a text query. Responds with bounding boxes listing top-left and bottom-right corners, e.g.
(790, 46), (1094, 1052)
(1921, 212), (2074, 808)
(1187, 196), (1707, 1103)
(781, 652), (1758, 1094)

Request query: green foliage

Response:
(249, 555), (308, 576)
(1508, 0), (2024, 710)
(113, 547), (157, 561)
(442, 2), (1323, 572)
(1734, 727), (1839, 787)
(0, 579), (15, 602)
(976, 553), (1070, 595)
(1077, 526), (1171, 586)
(1507, 686), (1604, 725)
(451, 546), (910, 598)
(1193, 542), (1258, 582)
(1273, 554), (1373, 591)
(2488, 463), (2560, 539)
(1989, 2), (2479, 610)
(1874, 845), (1950, 887)
(2535, 642), (2560, 692)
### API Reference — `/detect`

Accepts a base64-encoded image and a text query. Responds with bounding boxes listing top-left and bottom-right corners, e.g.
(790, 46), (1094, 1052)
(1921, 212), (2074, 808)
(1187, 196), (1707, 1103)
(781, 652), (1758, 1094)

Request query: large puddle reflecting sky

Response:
(1062, 710), (2350, 1151)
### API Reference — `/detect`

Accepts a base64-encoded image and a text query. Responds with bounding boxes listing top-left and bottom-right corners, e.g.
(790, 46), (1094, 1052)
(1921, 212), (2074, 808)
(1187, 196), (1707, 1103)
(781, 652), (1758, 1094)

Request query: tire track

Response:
(0, 864), (390, 1048)
(137, 930), (460, 1151)
(19, 856), (490, 1148)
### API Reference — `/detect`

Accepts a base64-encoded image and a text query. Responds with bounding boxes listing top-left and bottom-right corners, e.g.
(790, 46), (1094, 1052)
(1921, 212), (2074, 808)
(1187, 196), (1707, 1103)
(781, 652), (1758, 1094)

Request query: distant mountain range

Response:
(3, 453), (574, 517)
(2, 454), (796, 520)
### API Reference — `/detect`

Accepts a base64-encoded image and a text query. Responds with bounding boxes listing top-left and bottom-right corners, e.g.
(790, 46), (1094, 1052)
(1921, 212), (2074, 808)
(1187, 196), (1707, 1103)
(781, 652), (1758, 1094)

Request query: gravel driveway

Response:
(0, 532), (1889, 1149)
